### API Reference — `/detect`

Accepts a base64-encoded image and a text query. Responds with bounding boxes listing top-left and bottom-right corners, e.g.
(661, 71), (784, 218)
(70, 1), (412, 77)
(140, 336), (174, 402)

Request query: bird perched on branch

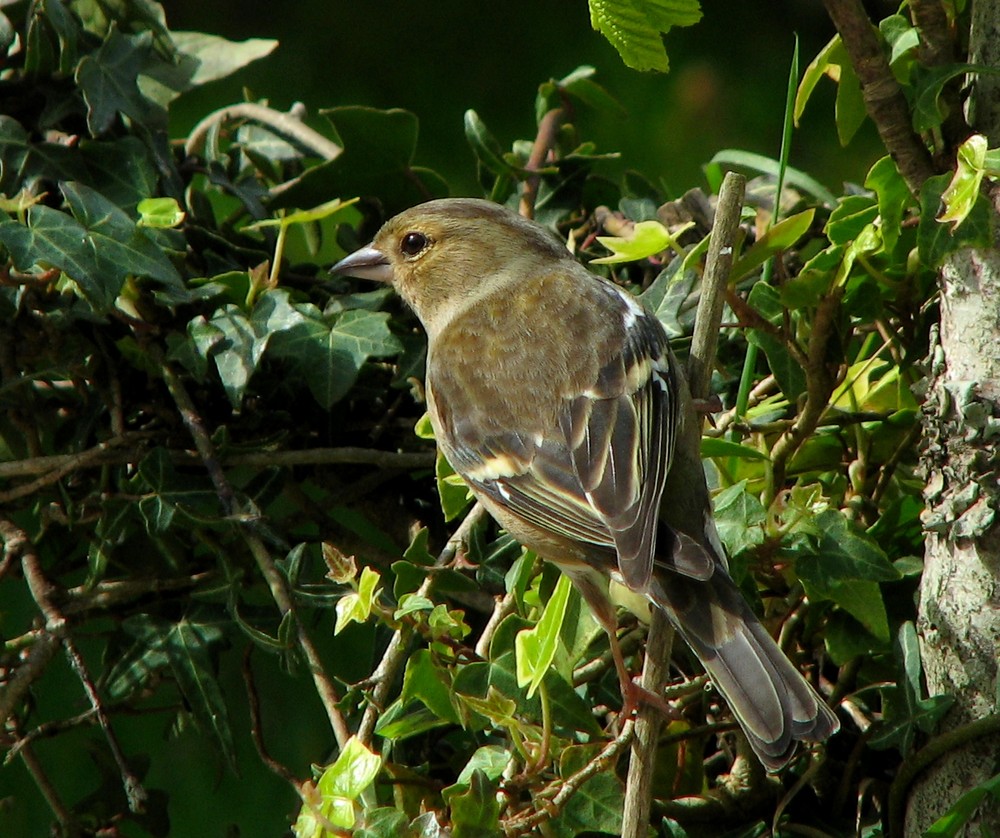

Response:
(332, 197), (839, 769)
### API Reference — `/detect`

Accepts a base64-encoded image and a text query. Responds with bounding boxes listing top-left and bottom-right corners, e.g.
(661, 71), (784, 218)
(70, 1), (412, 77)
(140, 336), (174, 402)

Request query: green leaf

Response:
(918, 173), (994, 267)
(436, 452), (475, 522)
(745, 282), (806, 401)
(712, 481), (766, 558)
(588, 0), (702, 72)
(864, 155), (912, 253)
(443, 770), (501, 838)
(709, 149), (838, 206)
(169, 31), (277, 91)
(295, 737), (382, 834)
(137, 197), (185, 228)
(515, 573), (572, 697)
(118, 615), (236, 771)
(335, 567), (381, 634)
(401, 649), (461, 724)
(591, 219), (687, 264)
(810, 510), (902, 583)
(938, 133), (988, 231)
(76, 27), (162, 136)
(464, 110), (523, 180)
(263, 291), (402, 408)
(0, 206), (121, 309)
(730, 209), (814, 281)
(205, 305), (270, 408)
(62, 181), (183, 285)
(456, 746), (511, 785)
(701, 438), (769, 461)
(552, 767), (624, 837)
(273, 107), (448, 215)
(924, 772), (1000, 837)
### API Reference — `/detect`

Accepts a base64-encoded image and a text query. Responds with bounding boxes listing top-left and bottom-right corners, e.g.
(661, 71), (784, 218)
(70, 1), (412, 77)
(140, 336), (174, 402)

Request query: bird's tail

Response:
(648, 559), (840, 770)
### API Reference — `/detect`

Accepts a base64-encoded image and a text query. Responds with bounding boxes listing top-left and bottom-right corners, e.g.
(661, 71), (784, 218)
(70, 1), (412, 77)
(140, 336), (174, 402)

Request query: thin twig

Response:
(621, 171), (747, 838)
(156, 352), (352, 749)
(501, 718), (635, 835)
(2, 518), (148, 813)
(242, 647), (303, 788)
(0, 444), (434, 480)
(357, 503), (487, 745)
(16, 731), (74, 830)
(0, 434), (140, 504)
(518, 108), (565, 220)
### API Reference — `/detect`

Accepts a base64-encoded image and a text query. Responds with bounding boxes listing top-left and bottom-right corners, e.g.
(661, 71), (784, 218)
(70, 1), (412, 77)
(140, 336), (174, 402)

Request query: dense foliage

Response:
(0, 2), (993, 836)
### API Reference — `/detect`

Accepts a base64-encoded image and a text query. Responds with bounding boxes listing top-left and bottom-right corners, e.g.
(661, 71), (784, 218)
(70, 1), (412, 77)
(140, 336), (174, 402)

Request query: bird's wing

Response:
(435, 285), (695, 592)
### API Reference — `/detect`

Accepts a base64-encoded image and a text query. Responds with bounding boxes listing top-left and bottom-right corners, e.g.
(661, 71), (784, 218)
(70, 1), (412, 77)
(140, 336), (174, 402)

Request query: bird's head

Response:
(331, 198), (571, 336)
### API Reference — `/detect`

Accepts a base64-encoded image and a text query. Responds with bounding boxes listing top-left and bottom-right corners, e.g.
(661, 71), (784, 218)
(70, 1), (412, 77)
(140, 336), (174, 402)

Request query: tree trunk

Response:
(905, 5), (1000, 835)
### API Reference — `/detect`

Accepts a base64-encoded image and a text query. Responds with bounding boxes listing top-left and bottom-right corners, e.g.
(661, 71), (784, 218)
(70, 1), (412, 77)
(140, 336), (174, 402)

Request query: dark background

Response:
(166, 1), (885, 198)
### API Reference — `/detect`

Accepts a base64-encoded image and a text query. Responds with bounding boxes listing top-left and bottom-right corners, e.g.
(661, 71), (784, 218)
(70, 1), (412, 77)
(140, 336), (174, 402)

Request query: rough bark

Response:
(903, 2), (1000, 831)
(907, 251), (1000, 836)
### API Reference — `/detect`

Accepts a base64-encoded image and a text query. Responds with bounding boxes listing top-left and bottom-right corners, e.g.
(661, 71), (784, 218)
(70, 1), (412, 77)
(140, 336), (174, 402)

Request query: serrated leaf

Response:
(589, 0), (702, 72)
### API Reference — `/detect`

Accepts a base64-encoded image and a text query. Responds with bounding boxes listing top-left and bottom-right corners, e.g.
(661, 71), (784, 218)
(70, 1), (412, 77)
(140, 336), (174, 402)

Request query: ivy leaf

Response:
(712, 481), (766, 558)
(938, 133), (988, 231)
(730, 208), (814, 281)
(515, 573), (573, 698)
(76, 27), (162, 135)
(588, 0), (702, 73)
(295, 738), (381, 834)
(591, 219), (687, 264)
(62, 182), (183, 286)
(116, 615), (237, 772)
(443, 770), (501, 838)
(335, 566), (381, 634)
(864, 155), (912, 253)
(401, 649), (461, 724)
(264, 292), (402, 408)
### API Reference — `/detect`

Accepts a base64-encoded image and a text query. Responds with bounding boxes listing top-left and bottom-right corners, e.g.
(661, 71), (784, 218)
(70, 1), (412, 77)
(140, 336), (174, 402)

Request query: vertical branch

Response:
(822, 0), (936, 193)
(621, 172), (746, 838)
(518, 108), (565, 220)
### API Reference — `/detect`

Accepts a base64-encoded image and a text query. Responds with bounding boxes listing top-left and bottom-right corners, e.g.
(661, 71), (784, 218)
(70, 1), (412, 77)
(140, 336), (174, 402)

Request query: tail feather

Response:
(649, 564), (839, 769)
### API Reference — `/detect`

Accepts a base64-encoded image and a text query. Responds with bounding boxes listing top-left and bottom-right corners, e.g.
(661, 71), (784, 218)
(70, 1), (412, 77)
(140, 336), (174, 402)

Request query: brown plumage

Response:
(332, 197), (839, 769)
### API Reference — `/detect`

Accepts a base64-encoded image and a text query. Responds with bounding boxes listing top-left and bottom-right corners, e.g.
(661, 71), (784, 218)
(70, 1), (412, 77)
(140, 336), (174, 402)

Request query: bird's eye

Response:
(400, 231), (429, 256)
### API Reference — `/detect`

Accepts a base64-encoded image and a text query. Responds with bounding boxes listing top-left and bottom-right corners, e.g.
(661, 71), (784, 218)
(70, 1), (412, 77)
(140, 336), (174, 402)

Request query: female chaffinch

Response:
(332, 197), (839, 769)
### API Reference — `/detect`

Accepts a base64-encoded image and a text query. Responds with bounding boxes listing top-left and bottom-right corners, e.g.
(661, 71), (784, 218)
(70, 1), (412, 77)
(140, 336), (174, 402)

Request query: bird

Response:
(331, 197), (839, 769)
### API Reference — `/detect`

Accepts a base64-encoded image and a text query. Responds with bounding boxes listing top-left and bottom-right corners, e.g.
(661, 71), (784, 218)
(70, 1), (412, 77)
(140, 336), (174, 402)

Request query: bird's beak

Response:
(330, 245), (393, 283)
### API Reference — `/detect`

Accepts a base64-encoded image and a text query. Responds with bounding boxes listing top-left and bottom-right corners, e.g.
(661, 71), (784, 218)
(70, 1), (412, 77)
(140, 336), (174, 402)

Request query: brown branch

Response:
(0, 630), (59, 730)
(1, 518), (148, 813)
(822, 0), (937, 193)
(242, 647), (303, 789)
(518, 108), (565, 220)
(0, 444), (434, 481)
(15, 731), (74, 830)
(688, 172), (747, 400)
(767, 289), (844, 499)
(156, 351), (352, 749)
(0, 434), (140, 504)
